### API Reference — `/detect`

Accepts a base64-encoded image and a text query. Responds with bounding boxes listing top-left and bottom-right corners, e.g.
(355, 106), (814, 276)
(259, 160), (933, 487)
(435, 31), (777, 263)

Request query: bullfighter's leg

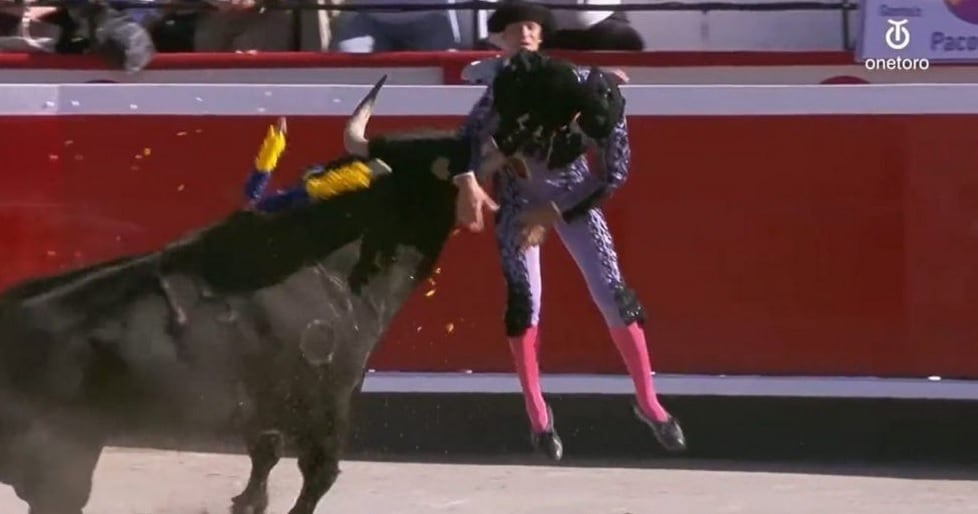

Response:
(494, 179), (563, 462)
(12, 426), (103, 514)
(285, 405), (349, 514)
(230, 430), (284, 514)
(553, 207), (687, 453)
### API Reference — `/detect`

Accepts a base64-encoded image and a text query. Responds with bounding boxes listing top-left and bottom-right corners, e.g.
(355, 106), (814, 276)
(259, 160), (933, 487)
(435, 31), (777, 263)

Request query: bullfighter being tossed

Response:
(455, 0), (687, 461)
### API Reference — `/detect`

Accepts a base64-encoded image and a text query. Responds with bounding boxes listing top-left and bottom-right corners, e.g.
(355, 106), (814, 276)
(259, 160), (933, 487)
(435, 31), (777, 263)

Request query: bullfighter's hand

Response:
(454, 173), (499, 232)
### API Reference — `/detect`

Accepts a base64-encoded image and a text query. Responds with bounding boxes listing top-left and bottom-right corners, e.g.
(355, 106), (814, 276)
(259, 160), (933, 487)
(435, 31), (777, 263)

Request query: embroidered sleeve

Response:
(459, 84), (504, 179)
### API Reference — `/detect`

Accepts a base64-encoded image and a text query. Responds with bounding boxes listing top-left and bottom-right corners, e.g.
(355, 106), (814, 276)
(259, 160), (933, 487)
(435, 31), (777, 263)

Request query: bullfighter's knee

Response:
(612, 283), (646, 327)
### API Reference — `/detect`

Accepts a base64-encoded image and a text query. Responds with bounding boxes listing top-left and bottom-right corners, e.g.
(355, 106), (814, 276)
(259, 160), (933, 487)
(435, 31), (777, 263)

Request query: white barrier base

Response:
(361, 371), (978, 400)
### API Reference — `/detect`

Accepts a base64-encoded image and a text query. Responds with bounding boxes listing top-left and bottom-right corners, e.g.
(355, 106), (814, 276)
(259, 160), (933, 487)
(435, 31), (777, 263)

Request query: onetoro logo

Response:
(865, 18), (931, 71)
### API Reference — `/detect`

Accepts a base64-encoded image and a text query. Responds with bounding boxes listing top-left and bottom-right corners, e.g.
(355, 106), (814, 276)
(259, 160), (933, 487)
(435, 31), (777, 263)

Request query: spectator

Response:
(0, 0), (60, 52)
(193, 0), (294, 52)
(543, 0), (644, 50)
(328, 0), (464, 52)
(1, 0), (155, 72)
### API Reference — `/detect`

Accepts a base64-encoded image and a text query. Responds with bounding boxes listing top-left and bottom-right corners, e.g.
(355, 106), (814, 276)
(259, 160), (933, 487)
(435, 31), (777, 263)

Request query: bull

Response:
(0, 76), (499, 514)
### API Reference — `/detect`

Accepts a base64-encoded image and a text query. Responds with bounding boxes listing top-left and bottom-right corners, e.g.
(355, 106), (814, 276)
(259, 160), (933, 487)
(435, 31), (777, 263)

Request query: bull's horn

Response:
(366, 158), (392, 177)
(344, 74), (388, 156)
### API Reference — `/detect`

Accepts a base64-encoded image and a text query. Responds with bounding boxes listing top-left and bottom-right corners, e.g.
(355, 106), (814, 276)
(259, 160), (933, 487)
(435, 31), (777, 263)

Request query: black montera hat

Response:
(487, 0), (556, 36)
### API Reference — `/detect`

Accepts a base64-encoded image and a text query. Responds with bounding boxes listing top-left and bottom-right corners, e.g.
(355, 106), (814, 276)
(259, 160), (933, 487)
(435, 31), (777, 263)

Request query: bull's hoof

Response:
(230, 492), (268, 514)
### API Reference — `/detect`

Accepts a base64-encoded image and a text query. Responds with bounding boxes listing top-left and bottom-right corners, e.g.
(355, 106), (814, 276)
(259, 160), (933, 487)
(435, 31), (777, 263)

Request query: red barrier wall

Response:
(2, 113), (976, 379)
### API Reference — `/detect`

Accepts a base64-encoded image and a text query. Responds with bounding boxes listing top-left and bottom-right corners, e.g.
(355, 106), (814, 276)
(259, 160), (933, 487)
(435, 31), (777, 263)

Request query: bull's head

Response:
(343, 75), (508, 185)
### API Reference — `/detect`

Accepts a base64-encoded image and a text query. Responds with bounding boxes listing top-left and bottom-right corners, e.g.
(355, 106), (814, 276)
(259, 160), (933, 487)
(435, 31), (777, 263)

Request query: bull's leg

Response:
(14, 432), (103, 514)
(286, 402), (350, 514)
(230, 430), (284, 514)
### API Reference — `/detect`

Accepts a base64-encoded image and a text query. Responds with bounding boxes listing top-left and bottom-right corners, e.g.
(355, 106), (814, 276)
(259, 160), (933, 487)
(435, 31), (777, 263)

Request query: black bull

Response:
(0, 77), (487, 514)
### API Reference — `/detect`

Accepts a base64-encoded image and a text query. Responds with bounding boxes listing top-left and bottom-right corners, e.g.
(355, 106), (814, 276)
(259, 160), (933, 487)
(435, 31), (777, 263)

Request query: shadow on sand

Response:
(111, 392), (978, 482)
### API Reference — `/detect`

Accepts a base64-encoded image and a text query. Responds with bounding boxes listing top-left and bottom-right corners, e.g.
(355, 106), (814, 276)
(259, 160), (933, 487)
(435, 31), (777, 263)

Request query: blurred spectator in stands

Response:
(544, 0), (643, 50)
(0, 0), (156, 72)
(328, 0), (463, 52)
(140, 0), (199, 52)
(193, 0), (294, 51)
(0, 0), (61, 52)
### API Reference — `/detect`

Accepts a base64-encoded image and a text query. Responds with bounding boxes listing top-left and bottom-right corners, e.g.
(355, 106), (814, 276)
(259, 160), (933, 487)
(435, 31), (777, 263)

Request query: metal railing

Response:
(3, 0), (860, 50)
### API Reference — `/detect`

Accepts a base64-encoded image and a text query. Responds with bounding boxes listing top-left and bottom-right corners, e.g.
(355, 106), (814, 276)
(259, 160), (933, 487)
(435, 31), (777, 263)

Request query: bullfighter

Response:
(453, 0), (687, 461)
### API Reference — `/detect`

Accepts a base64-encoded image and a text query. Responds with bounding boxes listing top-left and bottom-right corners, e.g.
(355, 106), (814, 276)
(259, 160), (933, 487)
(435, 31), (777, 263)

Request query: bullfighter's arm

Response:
(456, 86), (499, 183)
(243, 118), (312, 213)
(546, 67), (632, 223)
(550, 116), (631, 223)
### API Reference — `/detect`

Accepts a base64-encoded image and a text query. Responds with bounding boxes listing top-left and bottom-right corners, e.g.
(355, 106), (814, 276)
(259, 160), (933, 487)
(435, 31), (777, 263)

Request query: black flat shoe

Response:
(633, 404), (687, 453)
(530, 404), (564, 461)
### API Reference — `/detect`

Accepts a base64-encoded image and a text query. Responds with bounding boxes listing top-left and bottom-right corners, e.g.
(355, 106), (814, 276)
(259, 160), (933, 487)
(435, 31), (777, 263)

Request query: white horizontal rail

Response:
(5, 83), (978, 116)
(360, 371), (978, 400)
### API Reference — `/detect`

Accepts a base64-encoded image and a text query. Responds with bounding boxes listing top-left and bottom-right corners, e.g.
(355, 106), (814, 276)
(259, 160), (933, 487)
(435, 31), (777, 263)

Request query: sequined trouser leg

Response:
(495, 179), (644, 337)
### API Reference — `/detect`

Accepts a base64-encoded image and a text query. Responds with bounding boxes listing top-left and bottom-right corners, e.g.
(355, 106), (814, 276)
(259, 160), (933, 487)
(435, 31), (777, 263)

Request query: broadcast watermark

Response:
(864, 18), (930, 71)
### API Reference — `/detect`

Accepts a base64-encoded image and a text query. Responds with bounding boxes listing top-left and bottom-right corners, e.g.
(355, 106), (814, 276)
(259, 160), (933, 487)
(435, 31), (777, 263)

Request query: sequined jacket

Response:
(458, 58), (632, 223)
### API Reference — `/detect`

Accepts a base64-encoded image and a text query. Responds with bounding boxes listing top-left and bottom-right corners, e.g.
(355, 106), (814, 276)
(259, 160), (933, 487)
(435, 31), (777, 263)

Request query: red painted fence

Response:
(1, 81), (977, 380)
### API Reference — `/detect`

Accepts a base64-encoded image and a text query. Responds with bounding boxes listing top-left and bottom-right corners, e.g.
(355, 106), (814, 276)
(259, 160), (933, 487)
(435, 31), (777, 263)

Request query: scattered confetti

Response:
(70, 100), (79, 107)
(195, 97), (203, 103)
(264, 91), (273, 97)
(44, 101), (55, 108)
(129, 104), (138, 110)
(74, 154), (83, 161)
(131, 166), (139, 171)
(434, 267), (442, 275)
(195, 129), (203, 134)
(64, 140), (73, 146)
(424, 289), (436, 297)
(427, 277), (436, 286)
(45, 250), (57, 257)
(143, 147), (152, 156)
(134, 154), (143, 160)
(416, 326), (423, 333)
(177, 184), (186, 191)
(48, 154), (59, 161)
(451, 228), (461, 236)
(445, 323), (455, 333)
(176, 131), (188, 136)
(257, 107), (267, 113)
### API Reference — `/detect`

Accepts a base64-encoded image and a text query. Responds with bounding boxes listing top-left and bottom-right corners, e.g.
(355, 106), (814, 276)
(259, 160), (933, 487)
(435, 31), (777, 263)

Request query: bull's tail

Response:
(343, 74), (387, 157)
